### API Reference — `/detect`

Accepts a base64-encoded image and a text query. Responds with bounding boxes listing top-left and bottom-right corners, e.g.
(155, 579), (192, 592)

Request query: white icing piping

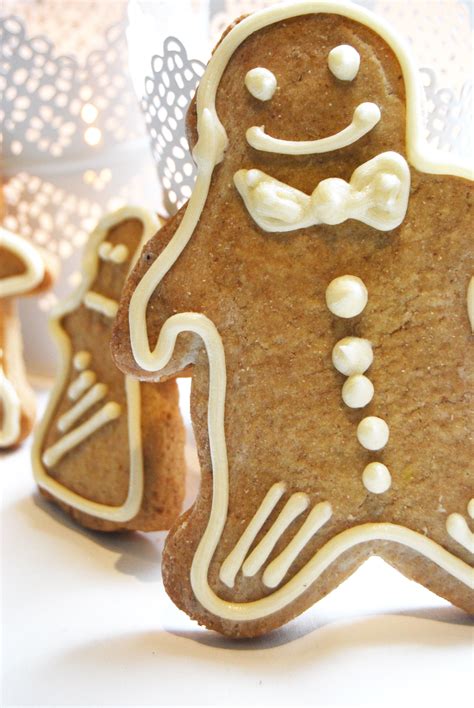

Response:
(242, 492), (310, 577)
(468, 276), (474, 332)
(263, 501), (333, 588)
(57, 382), (108, 433)
(42, 401), (121, 468)
(83, 291), (119, 318)
(0, 227), (45, 298)
(73, 350), (91, 371)
(219, 481), (287, 587)
(0, 365), (21, 446)
(328, 44), (360, 81)
(246, 102), (380, 154)
(234, 151), (410, 233)
(127, 1), (473, 619)
(99, 242), (129, 264)
(67, 370), (96, 401)
(32, 206), (159, 522)
(446, 501), (474, 554)
(245, 67), (277, 101)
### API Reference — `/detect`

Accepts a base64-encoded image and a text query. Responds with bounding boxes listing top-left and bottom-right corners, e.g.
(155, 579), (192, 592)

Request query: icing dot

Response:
(73, 350), (91, 371)
(326, 275), (368, 318)
(328, 44), (360, 81)
(110, 244), (129, 263)
(353, 102), (381, 128)
(332, 337), (373, 376)
(342, 374), (374, 408)
(245, 67), (277, 101)
(362, 462), (391, 493)
(468, 498), (474, 519)
(357, 416), (390, 451)
(98, 242), (113, 259)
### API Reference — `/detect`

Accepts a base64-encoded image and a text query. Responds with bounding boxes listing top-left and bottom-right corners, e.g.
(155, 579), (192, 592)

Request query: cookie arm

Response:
(112, 205), (195, 382)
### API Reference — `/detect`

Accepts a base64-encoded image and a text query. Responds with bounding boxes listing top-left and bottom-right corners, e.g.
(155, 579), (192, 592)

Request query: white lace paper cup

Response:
(1, 2), (160, 381)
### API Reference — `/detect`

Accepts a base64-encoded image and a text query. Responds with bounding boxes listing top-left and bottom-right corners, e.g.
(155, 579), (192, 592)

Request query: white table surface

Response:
(1, 387), (473, 708)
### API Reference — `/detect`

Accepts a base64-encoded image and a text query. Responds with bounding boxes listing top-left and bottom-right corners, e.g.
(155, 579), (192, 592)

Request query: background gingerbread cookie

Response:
(0, 223), (56, 448)
(113, 2), (473, 635)
(32, 207), (186, 532)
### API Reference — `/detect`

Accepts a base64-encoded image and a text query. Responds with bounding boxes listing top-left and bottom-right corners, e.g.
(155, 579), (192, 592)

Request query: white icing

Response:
(446, 513), (474, 554)
(468, 276), (474, 332)
(0, 227), (45, 298)
(246, 101), (380, 154)
(99, 242), (129, 264)
(325, 275), (368, 318)
(468, 499), (474, 520)
(263, 501), (333, 588)
(42, 401), (121, 468)
(245, 67), (277, 101)
(57, 382), (108, 433)
(341, 374), (374, 408)
(32, 206), (160, 522)
(311, 151), (410, 230)
(0, 364), (21, 446)
(332, 337), (373, 376)
(446, 500), (474, 554)
(362, 462), (391, 493)
(127, 1), (473, 620)
(357, 416), (390, 451)
(328, 44), (360, 81)
(73, 350), (91, 371)
(98, 242), (113, 259)
(219, 481), (286, 587)
(234, 151), (410, 233)
(242, 492), (310, 577)
(110, 244), (129, 264)
(83, 291), (119, 318)
(67, 370), (96, 401)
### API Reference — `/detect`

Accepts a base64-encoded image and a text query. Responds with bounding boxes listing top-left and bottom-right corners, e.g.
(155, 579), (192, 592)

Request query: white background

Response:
(1, 390), (473, 708)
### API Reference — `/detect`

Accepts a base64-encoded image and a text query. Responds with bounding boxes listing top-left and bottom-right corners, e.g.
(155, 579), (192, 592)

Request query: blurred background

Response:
(1, 0), (472, 380)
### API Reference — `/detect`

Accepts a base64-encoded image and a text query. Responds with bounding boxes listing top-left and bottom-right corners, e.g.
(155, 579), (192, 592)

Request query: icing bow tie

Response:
(234, 151), (410, 233)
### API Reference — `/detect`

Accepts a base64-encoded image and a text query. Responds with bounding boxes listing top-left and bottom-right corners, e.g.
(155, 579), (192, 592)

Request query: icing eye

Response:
(245, 67), (277, 101)
(328, 45), (360, 81)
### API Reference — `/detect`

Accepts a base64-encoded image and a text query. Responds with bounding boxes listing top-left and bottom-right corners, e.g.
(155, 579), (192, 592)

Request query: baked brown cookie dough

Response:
(0, 226), (57, 448)
(112, 3), (473, 635)
(32, 208), (186, 532)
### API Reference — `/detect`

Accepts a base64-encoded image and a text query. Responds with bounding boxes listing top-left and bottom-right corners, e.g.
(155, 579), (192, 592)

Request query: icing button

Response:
(357, 416), (390, 451)
(362, 462), (391, 493)
(342, 374), (374, 408)
(328, 44), (361, 81)
(325, 275), (368, 318)
(332, 337), (373, 376)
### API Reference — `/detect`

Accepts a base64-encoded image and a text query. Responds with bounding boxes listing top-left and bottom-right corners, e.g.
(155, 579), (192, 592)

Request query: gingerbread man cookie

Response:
(33, 207), (185, 531)
(0, 226), (56, 447)
(112, 2), (473, 634)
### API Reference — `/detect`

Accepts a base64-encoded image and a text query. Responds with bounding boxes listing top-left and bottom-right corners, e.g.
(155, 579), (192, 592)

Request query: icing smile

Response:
(246, 101), (381, 154)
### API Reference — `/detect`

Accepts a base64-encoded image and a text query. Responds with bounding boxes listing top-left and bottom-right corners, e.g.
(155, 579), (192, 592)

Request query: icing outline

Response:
(128, 1), (474, 619)
(0, 227), (45, 298)
(32, 206), (159, 522)
(0, 364), (22, 446)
